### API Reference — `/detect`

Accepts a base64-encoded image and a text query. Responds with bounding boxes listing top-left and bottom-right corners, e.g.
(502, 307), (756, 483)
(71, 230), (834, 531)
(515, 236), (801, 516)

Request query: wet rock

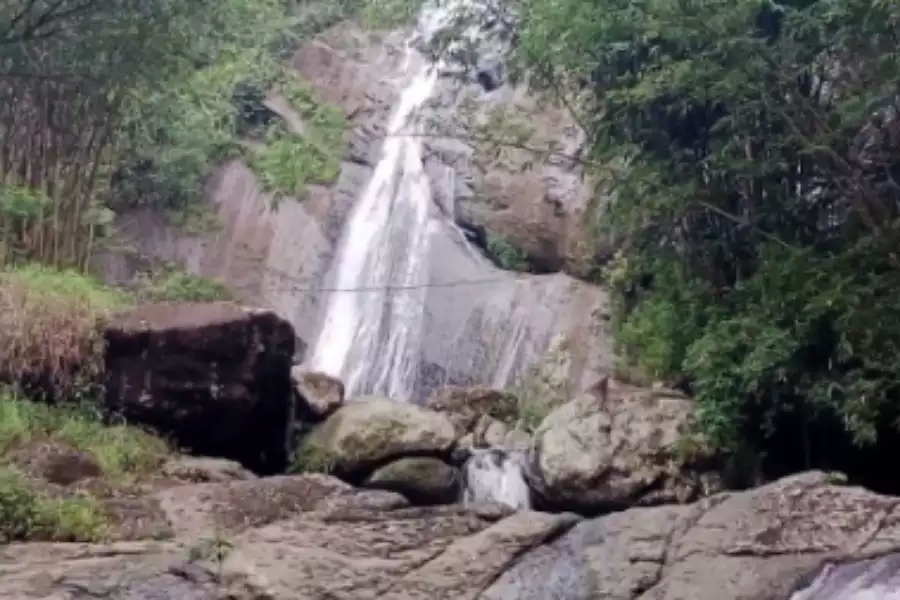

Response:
(525, 379), (722, 513)
(365, 456), (460, 504)
(103, 302), (296, 474)
(291, 367), (344, 420)
(302, 397), (457, 478)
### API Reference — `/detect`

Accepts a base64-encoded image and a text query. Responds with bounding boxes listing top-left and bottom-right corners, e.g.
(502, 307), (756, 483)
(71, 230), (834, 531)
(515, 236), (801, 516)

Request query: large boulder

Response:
(525, 379), (721, 513)
(103, 302), (295, 474)
(300, 397), (458, 480)
(483, 472), (900, 599)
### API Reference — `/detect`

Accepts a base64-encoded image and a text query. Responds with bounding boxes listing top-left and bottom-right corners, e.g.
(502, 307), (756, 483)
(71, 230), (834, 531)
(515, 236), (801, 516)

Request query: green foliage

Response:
(486, 234), (530, 272)
(0, 390), (170, 480)
(2, 0), (362, 269)
(509, 339), (572, 432)
(289, 440), (337, 474)
(245, 76), (347, 201)
(0, 467), (107, 543)
(112, 0), (294, 210)
(360, 0), (424, 29)
(0, 265), (130, 401)
(509, 0), (900, 471)
(135, 267), (236, 303)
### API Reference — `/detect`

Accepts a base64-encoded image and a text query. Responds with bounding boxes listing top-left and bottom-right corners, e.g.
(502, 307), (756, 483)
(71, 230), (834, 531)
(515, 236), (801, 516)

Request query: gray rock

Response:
(0, 473), (576, 600)
(484, 472), (900, 599)
(526, 380), (722, 512)
(292, 367), (345, 420)
(302, 397), (458, 477)
(365, 456), (460, 504)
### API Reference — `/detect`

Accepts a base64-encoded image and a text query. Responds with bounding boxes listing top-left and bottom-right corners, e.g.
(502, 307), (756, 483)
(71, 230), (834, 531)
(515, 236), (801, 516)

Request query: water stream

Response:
(462, 448), (532, 510)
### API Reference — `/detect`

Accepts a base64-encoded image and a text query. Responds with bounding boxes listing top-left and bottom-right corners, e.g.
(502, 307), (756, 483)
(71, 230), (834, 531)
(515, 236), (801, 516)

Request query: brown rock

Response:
(292, 367), (344, 420)
(103, 302), (296, 474)
(12, 439), (103, 485)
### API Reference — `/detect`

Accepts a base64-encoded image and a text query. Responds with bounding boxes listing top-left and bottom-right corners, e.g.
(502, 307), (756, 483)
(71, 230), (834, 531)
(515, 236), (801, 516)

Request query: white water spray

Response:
(462, 448), (532, 510)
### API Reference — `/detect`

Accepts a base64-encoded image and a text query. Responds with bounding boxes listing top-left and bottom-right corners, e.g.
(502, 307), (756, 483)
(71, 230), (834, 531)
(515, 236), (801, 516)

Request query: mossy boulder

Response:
(301, 397), (457, 479)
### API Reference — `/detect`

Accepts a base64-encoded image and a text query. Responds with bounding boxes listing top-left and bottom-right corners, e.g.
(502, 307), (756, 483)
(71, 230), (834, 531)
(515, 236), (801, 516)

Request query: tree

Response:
(499, 0), (900, 481)
(0, 0), (325, 268)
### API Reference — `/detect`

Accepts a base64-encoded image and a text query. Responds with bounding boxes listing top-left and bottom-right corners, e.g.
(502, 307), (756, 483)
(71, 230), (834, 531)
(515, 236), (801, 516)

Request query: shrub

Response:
(0, 467), (107, 543)
(0, 265), (130, 401)
(135, 267), (236, 303)
(486, 234), (530, 272)
(0, 390), (170, 480)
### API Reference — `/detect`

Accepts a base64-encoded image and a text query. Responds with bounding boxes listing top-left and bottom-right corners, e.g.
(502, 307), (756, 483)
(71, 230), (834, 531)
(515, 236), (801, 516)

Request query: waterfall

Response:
(307, 4), (461, 401)
(304, 0), (614, 403)
(462, 448), (532, 510)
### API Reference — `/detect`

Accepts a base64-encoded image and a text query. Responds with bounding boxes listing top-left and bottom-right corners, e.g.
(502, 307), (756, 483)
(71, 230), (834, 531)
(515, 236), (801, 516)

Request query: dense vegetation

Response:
(0, 0), (360, 539)
(0, 0), (353, 271)
(505, 0), (900, 484)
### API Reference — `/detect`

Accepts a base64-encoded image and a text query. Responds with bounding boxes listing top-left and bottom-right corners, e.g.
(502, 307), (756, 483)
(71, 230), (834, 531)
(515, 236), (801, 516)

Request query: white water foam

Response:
(462, 448), (532, 510)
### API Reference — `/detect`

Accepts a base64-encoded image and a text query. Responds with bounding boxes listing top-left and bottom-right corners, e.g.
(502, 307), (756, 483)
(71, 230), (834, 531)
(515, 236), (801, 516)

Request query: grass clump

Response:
(289, 439), (337, 475)
(135, 266), (236, 303)
(246, 76), (346, 202)
(0, 467), (107, 543)
(0, 390), (169, 481)
(0, 265), (131, 400)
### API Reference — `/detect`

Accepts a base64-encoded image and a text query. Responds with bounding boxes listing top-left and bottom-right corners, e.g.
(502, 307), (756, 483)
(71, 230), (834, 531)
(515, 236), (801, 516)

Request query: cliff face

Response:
(94, 15), (614, 400)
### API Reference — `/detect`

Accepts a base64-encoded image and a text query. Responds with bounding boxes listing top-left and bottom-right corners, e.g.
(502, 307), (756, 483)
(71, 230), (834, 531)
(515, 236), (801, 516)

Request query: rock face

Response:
(0, 473), (577, 600)
(301, 397), (458, 479)
(525, 380), (721, 513)
(483, 472), (900, 599)
(93, 15), (617, 403)
(6, 469), (900, 599)
(104, 302), (296, 474)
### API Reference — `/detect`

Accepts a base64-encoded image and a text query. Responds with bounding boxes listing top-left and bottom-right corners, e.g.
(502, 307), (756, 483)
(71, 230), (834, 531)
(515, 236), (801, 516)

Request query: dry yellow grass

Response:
(0, 264), (131, 400)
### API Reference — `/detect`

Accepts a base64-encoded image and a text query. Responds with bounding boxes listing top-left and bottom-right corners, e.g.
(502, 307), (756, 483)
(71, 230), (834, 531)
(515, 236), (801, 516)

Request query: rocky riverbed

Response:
(3, 301), (898, 599)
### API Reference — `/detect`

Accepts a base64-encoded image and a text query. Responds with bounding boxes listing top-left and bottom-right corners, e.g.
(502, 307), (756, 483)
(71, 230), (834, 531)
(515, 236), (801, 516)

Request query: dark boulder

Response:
(103, 302), (295, 474)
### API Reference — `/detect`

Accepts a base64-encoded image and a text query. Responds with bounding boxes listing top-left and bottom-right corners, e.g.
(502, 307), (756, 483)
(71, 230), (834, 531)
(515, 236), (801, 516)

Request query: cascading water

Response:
(462, 448), (531, 510)
(307, 7), (455, 402)
(305, 0), (571, 512)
